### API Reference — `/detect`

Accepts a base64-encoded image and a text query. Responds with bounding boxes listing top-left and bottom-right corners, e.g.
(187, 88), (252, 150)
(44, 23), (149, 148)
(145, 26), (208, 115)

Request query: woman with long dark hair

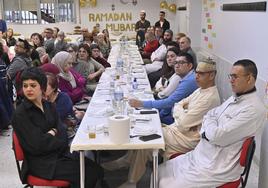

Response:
(154, 47), (181, 99)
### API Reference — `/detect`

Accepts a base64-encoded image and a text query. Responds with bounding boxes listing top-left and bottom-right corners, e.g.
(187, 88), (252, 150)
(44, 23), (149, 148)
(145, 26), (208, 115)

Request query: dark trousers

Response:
(53, 154), (104, 188)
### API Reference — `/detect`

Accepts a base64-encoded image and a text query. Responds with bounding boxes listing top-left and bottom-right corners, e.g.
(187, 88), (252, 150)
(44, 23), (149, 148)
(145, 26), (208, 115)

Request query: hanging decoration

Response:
(80, 0), (97, 8)
(168, 4), (177, 13)
(160, 1), (177, 13)
(160, 1), (168, 9)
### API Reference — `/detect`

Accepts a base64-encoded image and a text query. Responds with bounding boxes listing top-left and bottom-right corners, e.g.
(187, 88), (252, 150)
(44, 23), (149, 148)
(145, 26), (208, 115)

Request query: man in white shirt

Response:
(157, 59), (266, 188)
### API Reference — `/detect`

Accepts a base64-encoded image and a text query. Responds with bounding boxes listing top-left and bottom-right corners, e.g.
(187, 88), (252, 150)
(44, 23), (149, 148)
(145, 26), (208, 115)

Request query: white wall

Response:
(7, 0), (179, 39)
(200, 0), (268, 81)
(175, 0), (202, 48)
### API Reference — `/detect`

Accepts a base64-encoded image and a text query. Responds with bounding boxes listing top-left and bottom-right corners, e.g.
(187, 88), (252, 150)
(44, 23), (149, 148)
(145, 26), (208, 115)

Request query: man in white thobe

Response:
(157, 59), (266, 188)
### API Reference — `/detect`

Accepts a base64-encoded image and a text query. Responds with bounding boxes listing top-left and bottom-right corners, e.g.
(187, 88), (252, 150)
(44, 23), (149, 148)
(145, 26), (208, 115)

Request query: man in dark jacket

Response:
(155, 11), (170, 34)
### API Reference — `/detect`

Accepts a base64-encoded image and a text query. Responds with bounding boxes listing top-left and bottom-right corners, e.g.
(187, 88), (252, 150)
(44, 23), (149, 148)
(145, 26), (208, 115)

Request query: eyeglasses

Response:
(67, 50), (74, 53)
(228, 74), (249, 80)
(175, 60), (188, 65)
(195, 70), (214, 75)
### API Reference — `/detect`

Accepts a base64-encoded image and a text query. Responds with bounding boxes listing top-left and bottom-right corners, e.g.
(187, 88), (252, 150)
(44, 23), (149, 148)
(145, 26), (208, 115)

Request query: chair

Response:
(169, 137), (255, 188)
(217, 137), (256, 188)
(12, 131), (70, 188)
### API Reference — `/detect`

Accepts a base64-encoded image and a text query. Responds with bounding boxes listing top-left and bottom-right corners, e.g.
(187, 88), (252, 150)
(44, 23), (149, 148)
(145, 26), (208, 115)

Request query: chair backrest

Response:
(217, 137), (255, 188)
(12, 131), (25, 161)
(240, 137), (255, 187)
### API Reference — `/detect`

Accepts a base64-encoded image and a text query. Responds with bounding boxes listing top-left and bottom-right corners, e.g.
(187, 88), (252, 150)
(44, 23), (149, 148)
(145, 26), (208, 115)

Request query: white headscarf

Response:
(51, 51), (77, 88)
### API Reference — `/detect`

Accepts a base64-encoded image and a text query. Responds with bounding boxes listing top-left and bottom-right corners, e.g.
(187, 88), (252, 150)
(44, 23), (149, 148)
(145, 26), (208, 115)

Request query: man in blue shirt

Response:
(129, 52), (198, 124)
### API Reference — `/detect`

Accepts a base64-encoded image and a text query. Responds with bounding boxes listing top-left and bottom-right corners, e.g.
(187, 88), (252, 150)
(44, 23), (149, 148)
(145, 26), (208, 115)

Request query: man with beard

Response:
(135, 10), (151, 48)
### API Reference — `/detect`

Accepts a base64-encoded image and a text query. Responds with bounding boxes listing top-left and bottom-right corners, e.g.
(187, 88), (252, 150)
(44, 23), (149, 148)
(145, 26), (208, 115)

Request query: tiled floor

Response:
(0, 128), (258, 188)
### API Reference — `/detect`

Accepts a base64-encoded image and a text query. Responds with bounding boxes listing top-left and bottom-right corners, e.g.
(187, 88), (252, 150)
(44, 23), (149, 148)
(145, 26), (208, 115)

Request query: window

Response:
(3, 0), (75, 24)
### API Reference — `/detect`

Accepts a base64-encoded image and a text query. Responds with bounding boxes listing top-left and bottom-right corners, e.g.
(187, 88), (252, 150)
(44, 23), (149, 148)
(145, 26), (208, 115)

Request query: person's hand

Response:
(75, 110), (85, 120)
(183, 102), (189, 110)
(88, 73), (96, 80)
(47, 128), (57, 136)
(128, 99), (143, 108)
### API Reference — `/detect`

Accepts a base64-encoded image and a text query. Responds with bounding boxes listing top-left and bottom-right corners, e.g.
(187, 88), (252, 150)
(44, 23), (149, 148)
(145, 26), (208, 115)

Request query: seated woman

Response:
(45, 72), (85, 137)
(154, 47), (181, 99)
(52, 51), (86, 103)
(96, 33), (111, 59)
(30, 32), (44, 49)
(73, 44), (104, 96)
(12, 67), (103, 188)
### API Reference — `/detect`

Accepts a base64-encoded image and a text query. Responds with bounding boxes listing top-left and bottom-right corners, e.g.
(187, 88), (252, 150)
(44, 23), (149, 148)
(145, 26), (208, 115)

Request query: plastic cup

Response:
(88, 124), (96, 139)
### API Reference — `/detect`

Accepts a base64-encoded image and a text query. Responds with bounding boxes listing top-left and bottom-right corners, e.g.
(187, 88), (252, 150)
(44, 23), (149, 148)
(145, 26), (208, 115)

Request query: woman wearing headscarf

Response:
(52, 51), (86, 103)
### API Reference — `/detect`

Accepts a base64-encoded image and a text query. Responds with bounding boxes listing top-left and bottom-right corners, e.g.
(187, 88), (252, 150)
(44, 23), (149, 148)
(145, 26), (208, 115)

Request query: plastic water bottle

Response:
(132, 77), (138, 90)
(116, 58), (124, 77)
(114, 85), (124, 114)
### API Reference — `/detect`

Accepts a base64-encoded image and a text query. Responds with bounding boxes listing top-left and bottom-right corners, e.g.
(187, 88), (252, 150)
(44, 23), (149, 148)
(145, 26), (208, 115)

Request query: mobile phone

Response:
(139, 134), (161, 141)
(140, 110), (157, 114)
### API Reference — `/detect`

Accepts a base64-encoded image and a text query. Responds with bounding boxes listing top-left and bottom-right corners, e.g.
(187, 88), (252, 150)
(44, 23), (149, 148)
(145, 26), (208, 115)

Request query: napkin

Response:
(133, 125), (157, 136)
(132, 73), (146, 79)
(132, 69), (144, 73)
(88, 106), (114, 117)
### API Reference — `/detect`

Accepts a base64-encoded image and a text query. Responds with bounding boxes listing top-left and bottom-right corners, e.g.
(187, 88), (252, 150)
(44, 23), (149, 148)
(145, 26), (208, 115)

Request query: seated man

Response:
(157, 59), (266, 188)
(130, 52), (198, 125)
(179, 36), (197, 65)
(103, 59), (221, 187)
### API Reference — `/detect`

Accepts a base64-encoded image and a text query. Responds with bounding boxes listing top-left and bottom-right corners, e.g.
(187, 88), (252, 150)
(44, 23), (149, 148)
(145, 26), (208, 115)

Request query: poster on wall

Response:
(202, 0), (216, 51)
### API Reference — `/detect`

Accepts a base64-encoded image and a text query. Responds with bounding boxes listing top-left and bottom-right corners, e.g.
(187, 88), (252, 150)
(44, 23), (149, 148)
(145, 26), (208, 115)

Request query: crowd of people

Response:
(0, 10), (266, 188)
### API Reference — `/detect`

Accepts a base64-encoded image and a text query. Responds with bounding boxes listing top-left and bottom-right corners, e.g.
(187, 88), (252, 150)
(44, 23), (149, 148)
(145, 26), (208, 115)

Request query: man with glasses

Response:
(43, 28), (55, 58)
(129, 52), (198, 125)
(157, 59), (266, 188)
(7, 39), (32, 82)
(7, 38), (32, 103)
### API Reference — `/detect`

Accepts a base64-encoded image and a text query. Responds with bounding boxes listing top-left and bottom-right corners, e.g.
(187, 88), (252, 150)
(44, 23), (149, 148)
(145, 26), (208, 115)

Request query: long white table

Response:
(70, 43), (165, 188)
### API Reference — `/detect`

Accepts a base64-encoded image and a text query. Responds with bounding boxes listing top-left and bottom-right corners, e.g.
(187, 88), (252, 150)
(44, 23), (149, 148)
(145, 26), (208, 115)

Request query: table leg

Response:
(152, 149), (159, 188)
(80, 151), (85, 188)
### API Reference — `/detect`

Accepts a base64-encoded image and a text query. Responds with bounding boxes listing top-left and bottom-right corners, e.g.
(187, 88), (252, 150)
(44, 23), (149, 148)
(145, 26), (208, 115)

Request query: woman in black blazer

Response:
(12, 67), (103, 188)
